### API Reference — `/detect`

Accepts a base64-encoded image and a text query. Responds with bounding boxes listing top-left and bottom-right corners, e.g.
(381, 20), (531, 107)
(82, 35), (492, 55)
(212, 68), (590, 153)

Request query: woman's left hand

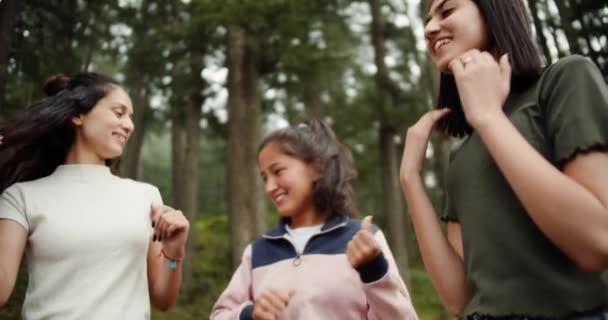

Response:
(449, 50), (511, 129)
(151, 205), (190, 259)
(347, 216), (381, 268)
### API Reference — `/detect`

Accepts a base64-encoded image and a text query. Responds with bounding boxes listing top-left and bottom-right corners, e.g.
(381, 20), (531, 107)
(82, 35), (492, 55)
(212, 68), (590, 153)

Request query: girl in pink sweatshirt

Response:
(211, 119), (417, 320)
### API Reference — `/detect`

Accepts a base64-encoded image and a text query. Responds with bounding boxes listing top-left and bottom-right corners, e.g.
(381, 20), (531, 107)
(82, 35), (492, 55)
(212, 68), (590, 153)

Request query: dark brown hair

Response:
(430, 0), (543, 136)
(257, 119), (359, 219)
(0, 72), (120, 193)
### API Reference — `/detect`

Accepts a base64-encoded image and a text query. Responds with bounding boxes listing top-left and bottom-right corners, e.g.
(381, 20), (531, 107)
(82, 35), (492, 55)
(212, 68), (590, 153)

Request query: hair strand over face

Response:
(0, 72), (120, 193)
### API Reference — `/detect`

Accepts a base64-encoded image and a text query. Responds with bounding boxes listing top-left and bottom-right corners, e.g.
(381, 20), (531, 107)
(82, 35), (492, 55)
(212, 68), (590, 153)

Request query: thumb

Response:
(361, 216), (373, 232)
(150, 204), (161, 218)
(287, 289), (295, 300)
(499, 54), (511, 85)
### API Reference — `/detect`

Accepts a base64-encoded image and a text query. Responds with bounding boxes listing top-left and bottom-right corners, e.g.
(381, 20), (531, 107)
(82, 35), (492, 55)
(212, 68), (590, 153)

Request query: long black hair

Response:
(431, 0), (543, 137)
(0, 72), (120, 193)
(257, 119), (359, 219)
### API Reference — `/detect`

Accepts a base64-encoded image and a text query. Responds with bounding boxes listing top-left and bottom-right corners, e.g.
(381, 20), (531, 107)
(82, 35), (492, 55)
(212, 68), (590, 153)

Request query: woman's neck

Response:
(64, 146), (105, 165)
(289, 209), (325, 229)
(64, 138), (106, 165)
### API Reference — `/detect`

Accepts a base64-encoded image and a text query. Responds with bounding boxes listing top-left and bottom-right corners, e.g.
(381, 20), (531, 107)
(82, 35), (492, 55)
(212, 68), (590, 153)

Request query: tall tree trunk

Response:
(227, 24), (266, 266)
(120, 81), (148, 179)
(171, 106), (186, 211)
(542, 0), (569, 57)
(0, 0), (19, 115)
(527, 0), (553, 65)
(181, 59), (203, 289)
(304, 74), (322, 118)
(553, 0), (581, 54)
(379, 125), (410, 282)
(369, 0), (409, 283)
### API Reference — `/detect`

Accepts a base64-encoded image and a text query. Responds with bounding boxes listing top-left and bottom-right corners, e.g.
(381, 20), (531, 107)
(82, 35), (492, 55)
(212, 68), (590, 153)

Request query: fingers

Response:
(347, 220), (380, 268)
(499, 53), (510, 71)
(151, 205), (170, 241)
(449, 57), (465, 77)
(150, 205), (187, 242)
(150, 204), (168, 226)
(424, 107), (451, 124)
(499, 53), (512, 86)
(449, 48), (480, 75)
(361, 215), (373, 232)
(254, 289), (292, 320)
(414, 108), (451, 133)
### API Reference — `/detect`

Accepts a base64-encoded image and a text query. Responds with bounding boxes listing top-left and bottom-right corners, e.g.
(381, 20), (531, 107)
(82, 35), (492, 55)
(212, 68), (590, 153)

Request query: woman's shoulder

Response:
(541, 54), (599, 80)
(537, 54), (605, 102)
(4, 175), (53, 193)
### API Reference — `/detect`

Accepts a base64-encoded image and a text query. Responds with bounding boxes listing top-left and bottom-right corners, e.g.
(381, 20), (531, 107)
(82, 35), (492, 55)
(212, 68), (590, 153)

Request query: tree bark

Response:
(120, 81), (148, 179)
(527, 0), (553, 65)
(379, 125), (410, 282)
(171, 106), (186, 211)
(553, 0), (580, 54)
(227, 24), (266, 266)
(304, 75), (322, 118)
(181, 58), (203, 289)
(369, 0), (409, 283)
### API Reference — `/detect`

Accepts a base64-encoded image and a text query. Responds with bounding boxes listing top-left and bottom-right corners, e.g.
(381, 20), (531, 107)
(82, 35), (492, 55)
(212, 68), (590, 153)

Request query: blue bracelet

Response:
(166, 260), (178, 269)
(160, 249), (183, 269)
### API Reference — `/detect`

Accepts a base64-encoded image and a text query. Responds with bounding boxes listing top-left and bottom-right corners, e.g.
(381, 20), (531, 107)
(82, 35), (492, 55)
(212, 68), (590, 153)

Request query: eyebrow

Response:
(260, 162), (280, 176)
(425, 0), (449, 24)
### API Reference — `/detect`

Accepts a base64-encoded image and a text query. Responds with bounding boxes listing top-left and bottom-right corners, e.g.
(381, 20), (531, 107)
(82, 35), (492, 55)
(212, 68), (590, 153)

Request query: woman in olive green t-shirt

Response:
(400, 0), (608, 319)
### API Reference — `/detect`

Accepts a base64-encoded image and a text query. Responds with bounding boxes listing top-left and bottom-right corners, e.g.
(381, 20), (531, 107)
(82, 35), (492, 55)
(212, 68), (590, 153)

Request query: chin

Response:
(277, 209), (295, 218)
(102, 148), (123, 160)
(435, 57), (453, 74)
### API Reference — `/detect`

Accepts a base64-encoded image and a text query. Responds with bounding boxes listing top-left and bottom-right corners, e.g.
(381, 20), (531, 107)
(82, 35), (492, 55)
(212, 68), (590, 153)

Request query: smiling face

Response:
(424, 0), (490, 72)
(258, 142), (320, 222)
(71, 85), (134, 163)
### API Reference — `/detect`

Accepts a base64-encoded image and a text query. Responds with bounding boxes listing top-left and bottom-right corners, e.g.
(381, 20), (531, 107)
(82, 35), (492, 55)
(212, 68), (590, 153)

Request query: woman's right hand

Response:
(252, 288), (294, 320)
(400, 108), (450, 183)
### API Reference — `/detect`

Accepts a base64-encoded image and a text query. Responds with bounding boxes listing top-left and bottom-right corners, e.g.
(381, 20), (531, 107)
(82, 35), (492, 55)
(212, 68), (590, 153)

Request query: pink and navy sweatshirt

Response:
(211, 216), (418, 320)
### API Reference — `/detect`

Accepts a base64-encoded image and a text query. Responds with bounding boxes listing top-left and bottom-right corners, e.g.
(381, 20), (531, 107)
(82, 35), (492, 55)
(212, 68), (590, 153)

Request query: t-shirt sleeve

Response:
(0, 184), (29, 232)
(441, 146), (460, 222)
(539, 55), (608, 167)
(148, 185), (164, 206)
(440, 197), (459, 222)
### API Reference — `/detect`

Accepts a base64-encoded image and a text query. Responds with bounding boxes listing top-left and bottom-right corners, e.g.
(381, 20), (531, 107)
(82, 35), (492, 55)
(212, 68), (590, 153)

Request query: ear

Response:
(72, 114), (84, 126)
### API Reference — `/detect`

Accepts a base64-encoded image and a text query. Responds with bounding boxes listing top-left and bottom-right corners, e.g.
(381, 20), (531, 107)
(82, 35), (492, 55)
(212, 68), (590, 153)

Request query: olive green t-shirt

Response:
(444, 55), (608, 317)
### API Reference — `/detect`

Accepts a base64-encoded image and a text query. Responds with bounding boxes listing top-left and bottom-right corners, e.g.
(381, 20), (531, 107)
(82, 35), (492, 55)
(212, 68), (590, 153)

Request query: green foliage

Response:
(0, 266), (27, 320)
(152, 215), (233, 319)
(3, 0), (122, 115)
(410, 269), (452, 320)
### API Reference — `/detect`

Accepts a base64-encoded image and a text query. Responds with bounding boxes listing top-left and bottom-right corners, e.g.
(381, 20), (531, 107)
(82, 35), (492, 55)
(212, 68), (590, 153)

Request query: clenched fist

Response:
(151, 204), (190, 259)
(347, 216), (380, 268)
(253, 288), (294, 320)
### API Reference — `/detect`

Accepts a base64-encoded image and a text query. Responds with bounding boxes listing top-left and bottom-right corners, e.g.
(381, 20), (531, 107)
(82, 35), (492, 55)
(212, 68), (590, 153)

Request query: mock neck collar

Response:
(52, 164), (113, 182)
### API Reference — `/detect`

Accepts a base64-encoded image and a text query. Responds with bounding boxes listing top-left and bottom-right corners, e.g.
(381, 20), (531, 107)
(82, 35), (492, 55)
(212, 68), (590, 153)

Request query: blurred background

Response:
(0, 0), (606, 319)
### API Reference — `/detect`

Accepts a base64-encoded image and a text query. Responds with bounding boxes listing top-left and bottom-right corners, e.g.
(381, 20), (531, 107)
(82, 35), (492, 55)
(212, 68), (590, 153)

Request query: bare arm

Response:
(475, 116), (608, 271)
(0, 220), (27, 306)
(401, 174), (470, 314)
(451, 51), (608, 272)
(147, 205), (189, 311)
(147, 241), (183, 311)
(399, 109), (470, 314)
